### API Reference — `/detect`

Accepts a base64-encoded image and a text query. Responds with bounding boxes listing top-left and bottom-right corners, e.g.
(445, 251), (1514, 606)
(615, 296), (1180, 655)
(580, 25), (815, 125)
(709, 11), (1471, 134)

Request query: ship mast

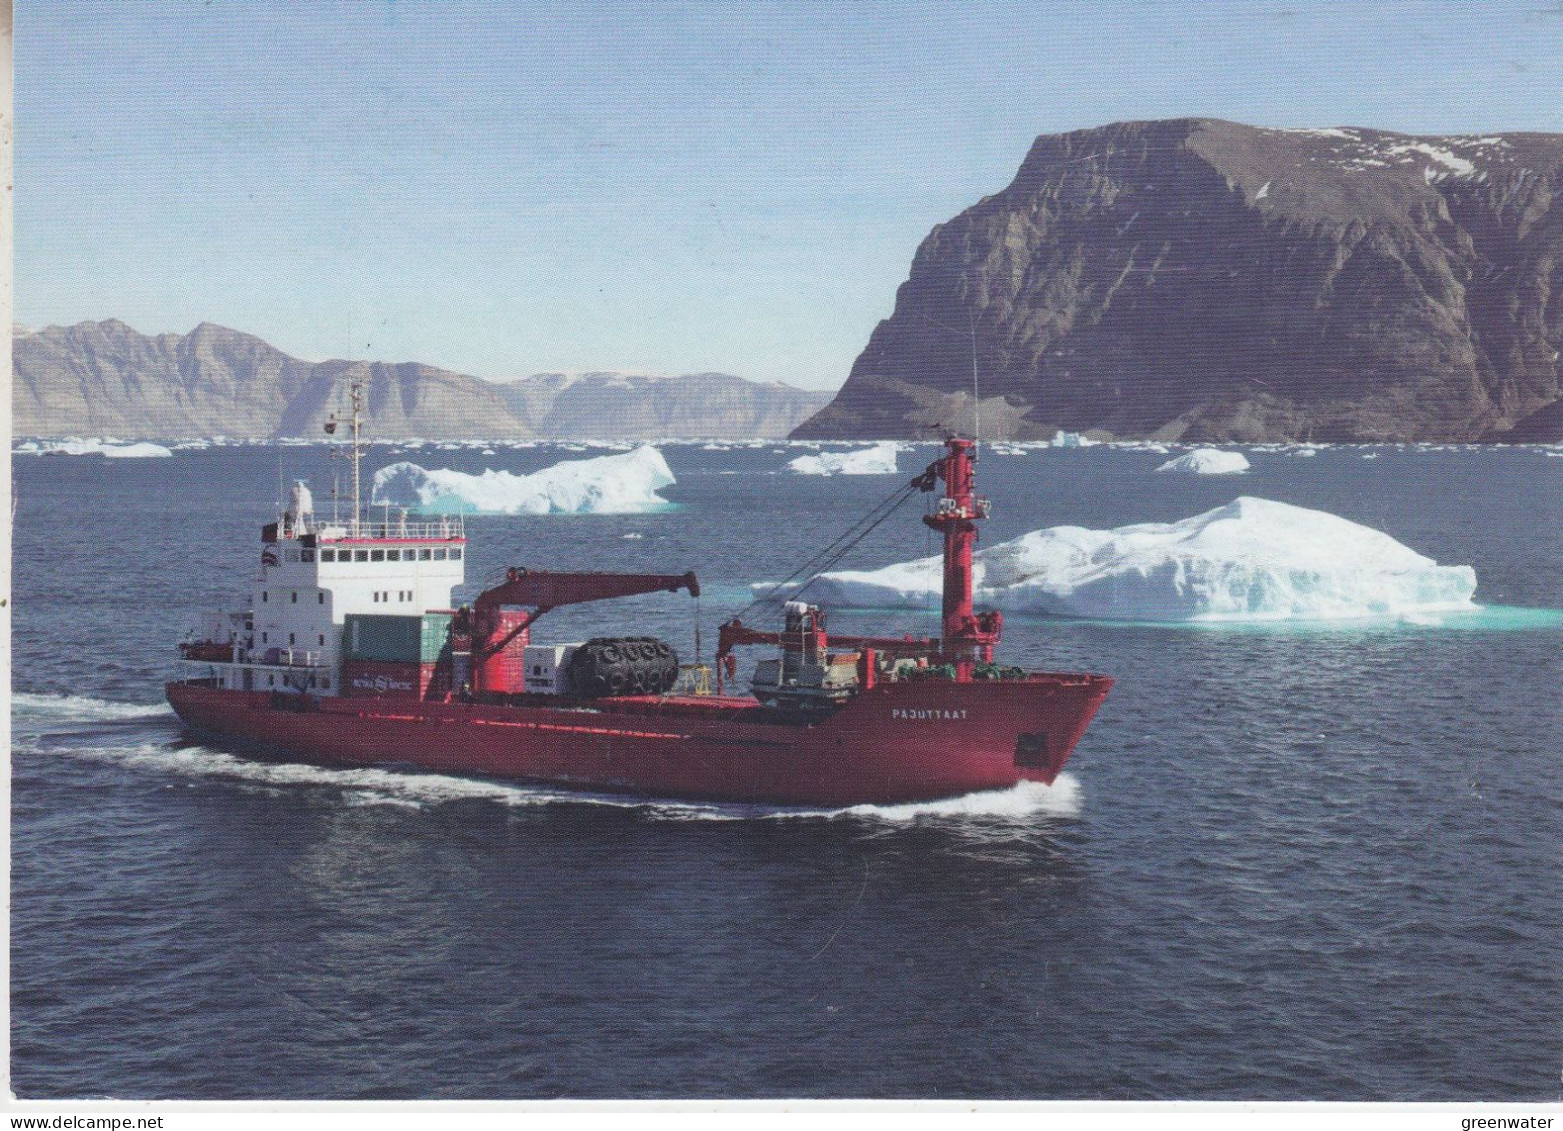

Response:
(325, 375), (366, 534)
(350, 377), (363, 535)
(922, 437), (1000, 680)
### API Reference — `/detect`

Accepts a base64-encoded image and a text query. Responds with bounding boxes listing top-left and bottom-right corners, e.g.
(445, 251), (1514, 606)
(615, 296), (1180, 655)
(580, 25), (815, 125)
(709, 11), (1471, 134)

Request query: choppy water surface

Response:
(11, 443), (1562, 1099)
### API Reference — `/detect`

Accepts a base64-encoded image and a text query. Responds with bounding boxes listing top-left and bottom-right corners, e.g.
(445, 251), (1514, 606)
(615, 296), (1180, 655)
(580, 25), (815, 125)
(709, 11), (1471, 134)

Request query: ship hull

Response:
(166, 674), (1111, 806)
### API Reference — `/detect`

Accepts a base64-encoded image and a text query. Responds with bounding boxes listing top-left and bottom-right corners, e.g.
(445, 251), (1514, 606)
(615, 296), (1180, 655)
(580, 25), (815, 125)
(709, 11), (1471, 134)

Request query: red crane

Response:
(471, 568), (699, 694)
(715, 436), (1001, 690)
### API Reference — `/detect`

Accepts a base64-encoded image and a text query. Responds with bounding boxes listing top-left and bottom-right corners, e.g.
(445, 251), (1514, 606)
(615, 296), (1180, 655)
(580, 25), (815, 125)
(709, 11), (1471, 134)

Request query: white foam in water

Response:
(788, 443), (901, 476)
(63, 736), (1078, 824)
(809, 496), (1479, 621)
(836, 775), (1081, 822)
(1155, 448), (1250, 475)
(12, 691), (173, 720)
(370, 445), (676, 514)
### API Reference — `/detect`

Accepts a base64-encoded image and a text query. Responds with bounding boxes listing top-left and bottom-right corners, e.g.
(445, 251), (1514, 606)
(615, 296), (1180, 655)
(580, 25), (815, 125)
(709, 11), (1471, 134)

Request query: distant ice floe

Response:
(1155, 448), (1250, 475)
(1049, 431), (1097, 448)
(18, 438), (174, 458)
(807, 496), (1477, 622)
(370, 445), (676, 515)
(788, 442), (901, 476)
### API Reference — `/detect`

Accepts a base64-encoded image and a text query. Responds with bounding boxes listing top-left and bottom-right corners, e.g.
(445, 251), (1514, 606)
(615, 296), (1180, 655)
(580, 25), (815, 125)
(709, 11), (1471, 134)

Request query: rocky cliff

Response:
(794, 119), (1563, 442)
(13, 320), (830, 440)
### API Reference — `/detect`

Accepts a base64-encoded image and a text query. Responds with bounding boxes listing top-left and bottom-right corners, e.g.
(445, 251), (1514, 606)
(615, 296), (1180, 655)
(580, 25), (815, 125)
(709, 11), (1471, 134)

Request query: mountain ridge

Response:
(13, 320), (832, 440)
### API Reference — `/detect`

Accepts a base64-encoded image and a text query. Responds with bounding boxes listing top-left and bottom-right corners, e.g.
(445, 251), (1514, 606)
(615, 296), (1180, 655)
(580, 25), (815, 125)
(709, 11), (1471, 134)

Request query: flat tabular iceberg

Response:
(809, 497), (1477, 621)
(788, 443), (901, 476)
(24, 438), (173, 458)
(371, 445), (676, 515)
(1156, 448), (1249, 475)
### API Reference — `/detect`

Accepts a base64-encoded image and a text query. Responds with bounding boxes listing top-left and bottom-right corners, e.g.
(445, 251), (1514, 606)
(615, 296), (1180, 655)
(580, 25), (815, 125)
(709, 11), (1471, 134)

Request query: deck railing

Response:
(279, 514), (467, 543)
(317, 516), (466, 542)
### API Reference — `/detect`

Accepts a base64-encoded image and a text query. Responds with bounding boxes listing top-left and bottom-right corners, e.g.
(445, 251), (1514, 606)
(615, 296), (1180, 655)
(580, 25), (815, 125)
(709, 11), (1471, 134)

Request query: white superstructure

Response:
(179, 481), (467, 695)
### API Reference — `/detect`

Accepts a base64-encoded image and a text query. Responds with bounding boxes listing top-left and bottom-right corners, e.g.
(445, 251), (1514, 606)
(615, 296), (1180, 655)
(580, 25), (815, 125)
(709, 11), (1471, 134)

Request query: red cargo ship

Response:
(167, 388), (1112, 805)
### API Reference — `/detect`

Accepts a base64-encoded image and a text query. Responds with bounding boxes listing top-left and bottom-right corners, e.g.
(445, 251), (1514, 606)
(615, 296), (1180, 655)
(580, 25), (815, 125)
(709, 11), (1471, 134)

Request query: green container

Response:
(345, 613), (452, 663)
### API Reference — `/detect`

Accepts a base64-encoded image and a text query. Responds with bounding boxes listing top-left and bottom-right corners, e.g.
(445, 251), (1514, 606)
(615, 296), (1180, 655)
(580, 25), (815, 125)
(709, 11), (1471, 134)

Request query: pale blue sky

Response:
(17, 1), (1563, 389)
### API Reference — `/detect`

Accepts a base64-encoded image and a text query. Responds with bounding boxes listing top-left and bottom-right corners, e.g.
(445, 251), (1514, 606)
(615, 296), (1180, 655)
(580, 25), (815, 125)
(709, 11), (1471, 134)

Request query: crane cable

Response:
(725, 476), (925, 623)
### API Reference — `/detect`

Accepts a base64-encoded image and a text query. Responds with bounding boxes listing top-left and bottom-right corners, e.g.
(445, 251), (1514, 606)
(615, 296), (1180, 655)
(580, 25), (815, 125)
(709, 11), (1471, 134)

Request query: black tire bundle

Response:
(567, 636), (679, 698)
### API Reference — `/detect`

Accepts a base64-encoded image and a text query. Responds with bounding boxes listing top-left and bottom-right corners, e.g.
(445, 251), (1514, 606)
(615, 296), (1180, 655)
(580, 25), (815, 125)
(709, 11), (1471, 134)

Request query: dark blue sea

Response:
(11, 441), (1563, 1100)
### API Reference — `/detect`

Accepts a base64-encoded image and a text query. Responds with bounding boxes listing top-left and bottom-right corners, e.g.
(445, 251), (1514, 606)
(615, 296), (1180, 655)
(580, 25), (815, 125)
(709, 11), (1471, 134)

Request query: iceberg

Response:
(1156, 448), (1249, 475)
(32, 438), (173, 458)
(370, 445), (677, 515)
(1049, 430), (1097, 448)
(808, 497), (1478, 621)
(788, 442), (901, 476)
(102, 442), (175, 458)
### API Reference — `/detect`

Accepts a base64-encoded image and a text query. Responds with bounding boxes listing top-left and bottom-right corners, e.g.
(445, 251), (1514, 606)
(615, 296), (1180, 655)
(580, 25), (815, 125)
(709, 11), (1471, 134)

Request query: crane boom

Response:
(476, 568), (699, 619)
(472, 568), (700, 678)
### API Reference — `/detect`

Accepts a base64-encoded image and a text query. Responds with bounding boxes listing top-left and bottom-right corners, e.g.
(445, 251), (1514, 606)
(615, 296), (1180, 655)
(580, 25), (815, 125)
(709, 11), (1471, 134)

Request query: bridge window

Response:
(371, 550), (385, 562)
(419, 548), (431, 561)
(302, 549), (315, 563)
(434, 549), (447, 561)
(320, 549), (335, 562)
(451, 548), (462, 561)
(354, 550), (368, 562)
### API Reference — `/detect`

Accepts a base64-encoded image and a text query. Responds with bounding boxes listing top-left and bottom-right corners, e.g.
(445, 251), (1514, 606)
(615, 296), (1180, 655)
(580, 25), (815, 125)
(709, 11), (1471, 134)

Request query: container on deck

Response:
(341, 659), (448, 700)
(344, 613), (453, 664)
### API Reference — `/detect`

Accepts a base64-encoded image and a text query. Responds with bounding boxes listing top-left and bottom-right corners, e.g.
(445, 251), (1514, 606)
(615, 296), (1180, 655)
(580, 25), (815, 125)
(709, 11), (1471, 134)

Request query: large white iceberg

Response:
(1156, 448), (1249, 475)
(788, 443), (901, 476)
(370, 445), (676, 515)
(808, 497), (1477, 621)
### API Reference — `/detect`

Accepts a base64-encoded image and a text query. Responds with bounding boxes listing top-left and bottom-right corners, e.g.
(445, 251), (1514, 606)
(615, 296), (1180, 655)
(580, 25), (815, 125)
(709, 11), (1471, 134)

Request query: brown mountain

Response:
(793, 119), (1563, 442)
(13, 320), (829, 440)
